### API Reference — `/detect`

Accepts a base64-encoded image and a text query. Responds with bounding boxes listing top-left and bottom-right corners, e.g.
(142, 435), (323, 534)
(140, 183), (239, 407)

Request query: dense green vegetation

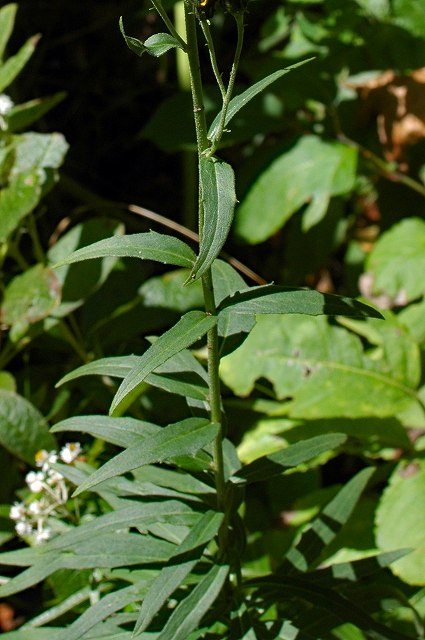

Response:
(0, 0), (425, 638)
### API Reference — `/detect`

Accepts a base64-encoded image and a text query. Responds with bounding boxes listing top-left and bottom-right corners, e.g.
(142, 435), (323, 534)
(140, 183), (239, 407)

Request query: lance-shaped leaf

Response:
(232, 433), (346, 484)
(0, 4), (17, 62)
(0, 533), (175, 597)
(52, 231), (196, 269)
(72, 418), (218, 496)
(157, 564), (229, 640)
(207, 60), (314, 142)
(0, 33), (40, 92)
(56, 355), (139, 387)
(110, 311), (216, 416)
(134, 511), (224, 636)
(189, 157), (236, 283)
(218, 285), (383, 319)
(280, 467), (375, 574)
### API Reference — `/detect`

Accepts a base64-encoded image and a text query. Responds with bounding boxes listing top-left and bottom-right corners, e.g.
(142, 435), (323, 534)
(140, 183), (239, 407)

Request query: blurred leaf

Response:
(232, 433), (346, 484)
(0, 265), (61, 339)
(72, 418), (219, 495)
(235, 136), (357, 243)
(220, 315), (421, 419)
(0, 390), (55, 463)
(7, 92), (66, 132)
(0, 3), (17, 62)
(189, 157), (236, 282)
(365, 218), (425, 304)
(392, 0), (425, 38)
(52, 231), (195, 270)
(134, 511), (224, 635)
(0, 132), (68, 242)
(376, 460), (425, 585)
(0, 33), (40, 93)
(156, 564), (229, 640)
(0, 371), (15, 391)
(218, 285), (383, 319)
(110, 311), (216, 416)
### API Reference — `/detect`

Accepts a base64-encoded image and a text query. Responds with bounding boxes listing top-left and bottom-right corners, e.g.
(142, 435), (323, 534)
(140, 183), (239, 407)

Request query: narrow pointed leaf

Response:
(51, 415), (161, 447)
(250, 575), (413, 640)
(56, 355), (140, 387)
(157, 564), (229, 640)
(0, 3), (17, 62)
(73, 418), (218, 495)
(46, 583), (147, 640)
(208, 59), (314, 141)
(144, 33), (184, 56)
(218, 285), (383, 319)
(280, 467), (374, 573)
(189, 158), (236, 283)
(134, 511), (224, 636)
(0, 33), (40, 92)
(52, 231), (196, 269)
(110, 311), (216, 416)
(233, 433), (346, 484)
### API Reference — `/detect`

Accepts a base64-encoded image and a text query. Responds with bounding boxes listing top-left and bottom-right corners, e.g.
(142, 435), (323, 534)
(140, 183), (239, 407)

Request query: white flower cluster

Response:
(10, 443), (82, 544)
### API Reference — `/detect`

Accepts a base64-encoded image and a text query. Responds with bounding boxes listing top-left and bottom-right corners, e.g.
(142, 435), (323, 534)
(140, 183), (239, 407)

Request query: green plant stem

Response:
(208, 12), (244, 154)
(200, 20), (226, 98)
(183, 0), (226, 516)
(152, 0), (187, 50)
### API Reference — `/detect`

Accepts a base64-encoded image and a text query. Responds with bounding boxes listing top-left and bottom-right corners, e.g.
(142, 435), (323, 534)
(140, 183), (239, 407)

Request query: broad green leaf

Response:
(392, 0), (425, 38)
(52, 231), (195, 269)
(157, 564), (229, 640)
(280, 468), (374, 573)
(375, 460), (425, 585)
(120, 17), (184, 57)
(73, 418), (218, 495)
(189, 158), (236, 282)
(0, 533), (175, 597)
(0, 265), (61, 340)
(235, 136), (357, 243)
(134, 511), (224, 636)
(218, 285), (382, 319)
(0, 3), (17, 62)
(110, 311), (216, 416)
(144, 33), (184, 57)
(7, 92), (66, 132)
(0, 390), (56, 463)
(0, 33), (39, 93)
(207, 60), (314, 142)
(232, 433), (346, 484)
(139, 269), (204, 312)
(0, 132), (69, 242)
(365, 218), (425, 304)
(220, 315), (421, 419)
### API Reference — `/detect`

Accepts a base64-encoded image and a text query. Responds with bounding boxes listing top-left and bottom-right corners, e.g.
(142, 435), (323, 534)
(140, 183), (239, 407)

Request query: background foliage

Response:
(0, 0), (425, 637)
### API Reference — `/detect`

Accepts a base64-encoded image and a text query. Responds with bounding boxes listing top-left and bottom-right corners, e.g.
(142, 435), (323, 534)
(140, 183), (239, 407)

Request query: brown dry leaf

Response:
(347, 68), (425, 166)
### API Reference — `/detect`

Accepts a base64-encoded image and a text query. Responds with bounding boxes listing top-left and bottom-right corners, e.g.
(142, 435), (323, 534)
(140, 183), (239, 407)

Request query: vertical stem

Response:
(183, 1), (226, 512)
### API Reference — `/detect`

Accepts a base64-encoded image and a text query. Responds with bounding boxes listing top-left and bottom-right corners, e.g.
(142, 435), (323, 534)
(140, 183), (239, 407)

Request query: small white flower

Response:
(34, 527), (52, 544)
(46, 469), (64, 485)
(60, 442), (82, 464)
(15, 521), (33, 537)
(0, 93), (13, 116)
(10, 502), (26, 521)
(25, 470), (45, 493)
(28, 500), (44, 515)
